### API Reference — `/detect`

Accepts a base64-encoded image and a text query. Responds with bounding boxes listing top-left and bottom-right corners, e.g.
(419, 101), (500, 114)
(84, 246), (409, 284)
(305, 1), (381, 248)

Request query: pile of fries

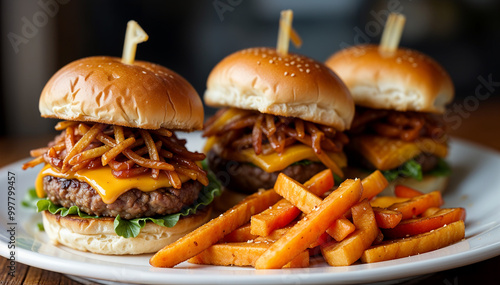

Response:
(22, 121), (208, 188)
(150, 169), (465, 268)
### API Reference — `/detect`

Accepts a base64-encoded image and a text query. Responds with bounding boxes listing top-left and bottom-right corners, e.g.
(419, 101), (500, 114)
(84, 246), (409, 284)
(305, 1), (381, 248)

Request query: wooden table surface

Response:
(1, 98), (499, 285)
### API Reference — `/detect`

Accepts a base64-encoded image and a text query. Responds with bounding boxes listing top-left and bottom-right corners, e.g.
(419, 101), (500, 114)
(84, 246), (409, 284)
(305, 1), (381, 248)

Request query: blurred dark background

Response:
(1, 0), (499, 137)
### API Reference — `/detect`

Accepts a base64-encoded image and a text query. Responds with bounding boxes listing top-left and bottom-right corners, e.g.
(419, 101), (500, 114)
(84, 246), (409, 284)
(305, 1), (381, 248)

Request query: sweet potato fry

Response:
(250, 169), (334, 236)
(422, 207), (441, 217)
(373, 207), (403, 229)
(309, 232), (330, 248)
(254, 179), (362, 269)
(274, 173), (327, 213)
(253, 226), (293, 243)
(188, 242), (309, 268)
(394, 185), (424, 198)
(360, 170), (389, 200)
(149, 189), (281, 268)
(275, 173), (357, 242)
(255, 224), (326, 249)
(327, 218), (356, 242)
(222, 223), (257, 243)
(388, 191), (443, 219)
(303, 169), (334, 196)
(370, 196), (409, 208)
(383, 208), (466, 239)
(321, 200), (378, 266)
(361, 220), (465, 263)
(250, 199), (301, 236)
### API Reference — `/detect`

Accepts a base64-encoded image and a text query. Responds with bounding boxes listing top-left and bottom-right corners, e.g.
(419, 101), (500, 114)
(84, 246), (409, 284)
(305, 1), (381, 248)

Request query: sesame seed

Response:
(269, 59), (274, 64)
(299, 68), (303, 72)
(291, 73), (296, 77)
(284, 72), (288, 76)
(306, 69), (310, 73)
(257, 61), (261, 65)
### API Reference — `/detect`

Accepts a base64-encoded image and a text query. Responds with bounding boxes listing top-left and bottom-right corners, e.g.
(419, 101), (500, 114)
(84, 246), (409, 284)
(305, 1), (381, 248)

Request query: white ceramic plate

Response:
(1, 133), (500, 285)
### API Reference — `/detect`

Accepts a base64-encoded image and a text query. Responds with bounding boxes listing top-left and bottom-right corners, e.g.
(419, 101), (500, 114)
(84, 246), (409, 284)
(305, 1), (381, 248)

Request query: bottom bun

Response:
(42, 206), (211, 255)
(345, 168), (450, 196)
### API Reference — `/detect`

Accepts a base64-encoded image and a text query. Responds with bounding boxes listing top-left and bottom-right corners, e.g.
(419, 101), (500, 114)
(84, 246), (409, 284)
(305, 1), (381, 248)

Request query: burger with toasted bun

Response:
(203, 47), (354, 199)
(325, 44), (454, 194)
(23, 56), (220, 255)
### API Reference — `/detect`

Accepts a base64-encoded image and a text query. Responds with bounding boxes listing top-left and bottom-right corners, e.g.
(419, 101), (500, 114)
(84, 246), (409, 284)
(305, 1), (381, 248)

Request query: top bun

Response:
(204, 47), (354, 131)
(39, 56), (204, 131)
(325, 44), (454, 113)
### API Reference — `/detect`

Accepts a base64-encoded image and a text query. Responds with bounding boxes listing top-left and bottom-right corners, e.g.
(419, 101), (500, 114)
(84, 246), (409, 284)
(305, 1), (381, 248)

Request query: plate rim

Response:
(1, 137), (500, 284)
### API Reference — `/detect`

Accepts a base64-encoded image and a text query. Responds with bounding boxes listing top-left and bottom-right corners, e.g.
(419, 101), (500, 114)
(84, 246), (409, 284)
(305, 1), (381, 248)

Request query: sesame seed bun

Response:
(204, 47), (354, 131)
(325, 44), (454, 114)
(39, 56), (204, 131)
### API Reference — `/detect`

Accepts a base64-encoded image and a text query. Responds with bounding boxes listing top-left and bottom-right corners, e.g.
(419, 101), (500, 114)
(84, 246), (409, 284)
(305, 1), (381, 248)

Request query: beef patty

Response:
(43, 176), (203, 219)
(207, 150), (327, 194)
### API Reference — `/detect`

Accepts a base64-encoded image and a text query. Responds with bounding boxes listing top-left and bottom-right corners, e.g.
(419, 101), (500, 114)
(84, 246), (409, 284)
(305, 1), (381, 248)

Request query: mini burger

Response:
(325, 44), (454, 193)
(203, 47), (354, 196)
(23, 56), (218, 255)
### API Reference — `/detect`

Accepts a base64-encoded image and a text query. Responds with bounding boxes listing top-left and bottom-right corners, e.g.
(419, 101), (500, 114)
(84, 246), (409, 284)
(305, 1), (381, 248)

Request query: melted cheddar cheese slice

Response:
(215, 144), (346, 176)
(351, 135), (448, 171)
(35, 164), (189, 204)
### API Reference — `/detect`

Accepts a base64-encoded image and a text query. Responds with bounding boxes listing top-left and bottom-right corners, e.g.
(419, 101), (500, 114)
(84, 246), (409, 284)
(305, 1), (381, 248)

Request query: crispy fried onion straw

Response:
(350, 107), (448, 142)
(22, 122), (208, 188)
(203, 108), (348, 175)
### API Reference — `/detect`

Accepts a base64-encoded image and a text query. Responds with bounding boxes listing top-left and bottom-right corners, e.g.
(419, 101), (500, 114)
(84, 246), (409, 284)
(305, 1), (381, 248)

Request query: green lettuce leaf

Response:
(427, 158), (452, 177)
(37, 199), (99, 218)
(381, 158), (452, 182)
(33, 166), (222, 238)
(382, 159), (423, 182)
(21, 188), (39, 209)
